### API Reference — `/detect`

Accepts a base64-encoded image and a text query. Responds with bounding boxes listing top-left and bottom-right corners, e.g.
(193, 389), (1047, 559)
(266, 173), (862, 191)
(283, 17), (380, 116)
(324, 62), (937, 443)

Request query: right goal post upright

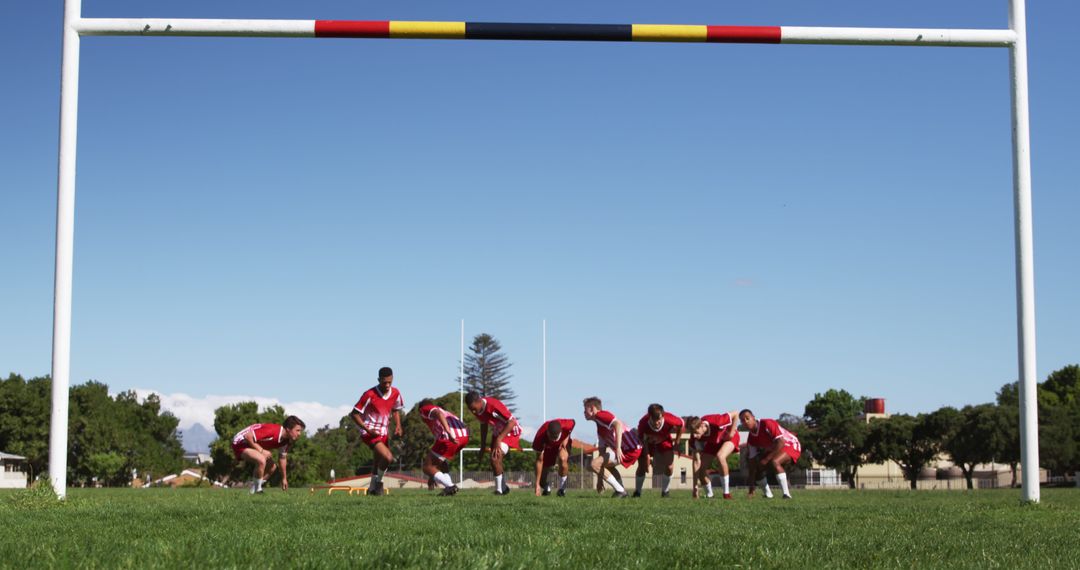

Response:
(1008, 0), (1040, 504)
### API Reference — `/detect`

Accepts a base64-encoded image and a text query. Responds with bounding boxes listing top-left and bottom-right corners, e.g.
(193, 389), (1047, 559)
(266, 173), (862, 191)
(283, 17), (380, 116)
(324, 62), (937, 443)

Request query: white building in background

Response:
(1, 452), (29, 489)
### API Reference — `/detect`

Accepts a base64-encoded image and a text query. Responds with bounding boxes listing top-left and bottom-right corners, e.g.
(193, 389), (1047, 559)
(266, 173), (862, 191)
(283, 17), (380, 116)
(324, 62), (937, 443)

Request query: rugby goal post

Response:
(48, 0), (1041, 502)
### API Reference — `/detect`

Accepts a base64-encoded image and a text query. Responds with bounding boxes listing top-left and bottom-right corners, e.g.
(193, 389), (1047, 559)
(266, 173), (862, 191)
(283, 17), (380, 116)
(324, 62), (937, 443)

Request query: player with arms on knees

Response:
(685, 411), (740, 499)
(465, 391), (522, 495)
(232, 415), (306, 494)
(349, 367), (404, 496)
(634, 403), (684, 498)
(417, 399), (470, 496)
(583, 396), (642, 498)
(532, 418), (575, 497)
(740, 409), (801, 499)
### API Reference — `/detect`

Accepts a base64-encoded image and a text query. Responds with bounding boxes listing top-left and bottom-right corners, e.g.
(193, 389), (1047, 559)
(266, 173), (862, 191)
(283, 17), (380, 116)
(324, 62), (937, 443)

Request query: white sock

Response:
(254, 479), (263, 491)
(777, 472), (790, 496)
(662, 475), (671, 493)
(495, 474), (504, 493)
(705, 479), (714, 497)
(722, 475), (730, 494)
(762, 480), (773, 498)
(604, 474), (626, 493)
(433, 472), (454, 489)
(373, 468), (387, 484)
(635, 475), (645, 493)
(558, 476), (568, 491)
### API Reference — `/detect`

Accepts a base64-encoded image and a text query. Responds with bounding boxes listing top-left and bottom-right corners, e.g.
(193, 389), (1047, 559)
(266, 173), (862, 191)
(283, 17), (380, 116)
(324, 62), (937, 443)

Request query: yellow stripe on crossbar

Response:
(631, 25), (707, 42)
(389, 21), (466, 39)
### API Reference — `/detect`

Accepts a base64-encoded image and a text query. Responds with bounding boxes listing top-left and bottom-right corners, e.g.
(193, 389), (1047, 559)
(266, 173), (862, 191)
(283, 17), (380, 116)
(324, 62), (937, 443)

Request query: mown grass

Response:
(1, 487), (1078, 568)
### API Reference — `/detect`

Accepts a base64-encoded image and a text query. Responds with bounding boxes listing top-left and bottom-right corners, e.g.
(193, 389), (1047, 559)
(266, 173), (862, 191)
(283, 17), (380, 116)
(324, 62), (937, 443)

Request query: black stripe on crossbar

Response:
(466, 23), (633, 42)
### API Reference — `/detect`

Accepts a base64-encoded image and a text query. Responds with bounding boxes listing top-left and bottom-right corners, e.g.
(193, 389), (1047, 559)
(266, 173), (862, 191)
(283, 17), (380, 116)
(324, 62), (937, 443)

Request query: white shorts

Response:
(602, 448), (617, 463)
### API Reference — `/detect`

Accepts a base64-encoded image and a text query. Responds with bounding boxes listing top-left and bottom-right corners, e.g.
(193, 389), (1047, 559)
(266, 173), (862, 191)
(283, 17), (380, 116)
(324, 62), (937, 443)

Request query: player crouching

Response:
(634, 404), (684, 498)
(583, 397), (642, 498)
(231, 415), (305, 494)
(740, 409), (801, 499)
(685, 412), (740, 499)
(532, 418), (575, 497)
(465, 391), (522, 495)
(418, 399), (470, 496)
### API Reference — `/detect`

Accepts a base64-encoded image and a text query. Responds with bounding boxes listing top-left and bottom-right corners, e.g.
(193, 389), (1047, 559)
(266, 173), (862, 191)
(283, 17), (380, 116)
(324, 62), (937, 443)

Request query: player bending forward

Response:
(740, 409), (801, 499)
(231, 415), (306, 494)
(532, 418), (575, 497)
(583, 396), (642, 498)
(466, 391), (522, 495)
(634, 404), (684, 498)
(349, 367), (404, 496)
(685, 412), (740, 499)
(417, 399), (470, 496)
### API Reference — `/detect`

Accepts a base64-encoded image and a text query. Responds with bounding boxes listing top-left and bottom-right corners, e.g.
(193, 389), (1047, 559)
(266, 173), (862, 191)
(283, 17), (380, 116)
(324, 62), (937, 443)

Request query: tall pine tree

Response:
(461, 333), (516, 410)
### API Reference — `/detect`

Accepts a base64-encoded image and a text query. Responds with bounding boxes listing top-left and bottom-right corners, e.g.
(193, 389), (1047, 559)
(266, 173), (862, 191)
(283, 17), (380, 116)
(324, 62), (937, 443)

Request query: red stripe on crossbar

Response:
(706, 26), (781, 44)
(315, 20), (390, 38)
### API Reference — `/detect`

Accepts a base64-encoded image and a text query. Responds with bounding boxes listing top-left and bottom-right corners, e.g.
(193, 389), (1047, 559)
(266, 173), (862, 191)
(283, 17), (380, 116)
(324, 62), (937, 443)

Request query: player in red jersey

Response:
(582, 396), (642, 498)
(532, 418), (575, 497)
(349, 367), (404, 496)
(633, 403), (684, 498)
(740, 409), (801, 499)
(685, 411), (740, 499)
(231, 415), (306, 494)
(417, 399), (470, 496)
(465, 391), (522, 495)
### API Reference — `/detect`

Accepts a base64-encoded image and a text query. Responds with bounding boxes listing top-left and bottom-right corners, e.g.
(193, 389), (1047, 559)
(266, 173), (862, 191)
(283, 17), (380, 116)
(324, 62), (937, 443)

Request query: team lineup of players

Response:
(230, 367), (803, 498)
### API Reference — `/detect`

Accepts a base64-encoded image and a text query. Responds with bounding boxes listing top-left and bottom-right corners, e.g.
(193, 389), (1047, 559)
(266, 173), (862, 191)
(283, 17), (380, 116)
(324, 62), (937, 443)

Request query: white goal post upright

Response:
(49, 1), (1041, 502)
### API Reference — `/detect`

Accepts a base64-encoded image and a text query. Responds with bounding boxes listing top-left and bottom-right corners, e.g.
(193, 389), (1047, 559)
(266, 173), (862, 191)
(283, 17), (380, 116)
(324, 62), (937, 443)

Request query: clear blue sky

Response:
(2, 1), (1077, 434)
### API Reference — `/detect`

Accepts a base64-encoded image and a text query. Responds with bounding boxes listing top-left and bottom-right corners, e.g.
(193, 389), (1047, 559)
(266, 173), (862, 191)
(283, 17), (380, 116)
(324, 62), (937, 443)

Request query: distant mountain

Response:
(180, 423), (216, 454)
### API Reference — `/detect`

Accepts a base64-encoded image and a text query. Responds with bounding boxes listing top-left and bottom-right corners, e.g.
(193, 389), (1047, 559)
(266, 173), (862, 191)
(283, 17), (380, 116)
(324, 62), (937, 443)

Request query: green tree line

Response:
(793, 364), (1079, 489)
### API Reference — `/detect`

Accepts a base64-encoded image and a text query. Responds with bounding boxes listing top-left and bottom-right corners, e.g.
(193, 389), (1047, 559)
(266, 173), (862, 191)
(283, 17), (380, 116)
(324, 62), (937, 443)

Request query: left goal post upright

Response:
(49, 0), (82, 499)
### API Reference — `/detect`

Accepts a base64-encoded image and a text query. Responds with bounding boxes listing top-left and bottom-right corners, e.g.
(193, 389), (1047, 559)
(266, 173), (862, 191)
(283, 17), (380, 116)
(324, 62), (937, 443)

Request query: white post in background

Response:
(459, 319), (465, 485)
(542, 320), (547, 422)
(1008, 0), (1040, 504)
(49, 0), (83, 500)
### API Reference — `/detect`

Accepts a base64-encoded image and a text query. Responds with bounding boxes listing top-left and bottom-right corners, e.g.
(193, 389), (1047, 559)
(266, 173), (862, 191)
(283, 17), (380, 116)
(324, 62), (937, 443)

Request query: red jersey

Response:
(419, 403), (470, 441)
(592, 410), (642, 454)
(696, 413), (737, 447)
(352, 385), (405, 437)
(637, 412), (684, 450)
(232, 423), (290, 454)
(532, 419), (576, 452)
(471, 397), (522, 437)
(747, 418), (801, 453)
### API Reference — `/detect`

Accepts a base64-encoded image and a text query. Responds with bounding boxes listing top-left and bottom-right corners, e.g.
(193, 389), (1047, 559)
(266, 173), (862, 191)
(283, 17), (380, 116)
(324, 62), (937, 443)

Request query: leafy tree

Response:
(866, 411), (952, 490)
(85, 452), (126, 484)
(995, 383), (1023, 486)
(804, 389), (865, 425)
(1042, 365), (1080, 405)
(0, 373), (51, 477)
(67, 382), (184, 486)
(997, 372), (1079, 479)
(802, 389), (869, 489)
(941, 404), (1012, 489)
(461, 334), (515, 410)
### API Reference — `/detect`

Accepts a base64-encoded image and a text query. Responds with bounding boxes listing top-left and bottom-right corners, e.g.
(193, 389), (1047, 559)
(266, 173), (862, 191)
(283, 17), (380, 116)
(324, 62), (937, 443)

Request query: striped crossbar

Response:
(313, 21), (781, 43)
(74, 19), (1017, 47)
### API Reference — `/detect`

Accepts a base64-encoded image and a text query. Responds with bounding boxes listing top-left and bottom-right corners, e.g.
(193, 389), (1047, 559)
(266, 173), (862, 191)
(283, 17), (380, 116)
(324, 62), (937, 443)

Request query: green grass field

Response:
(2, 486), (1078, 568)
